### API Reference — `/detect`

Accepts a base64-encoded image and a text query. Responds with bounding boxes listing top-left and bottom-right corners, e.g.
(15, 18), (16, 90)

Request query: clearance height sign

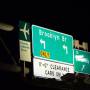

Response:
(32, 25), (74, 80)
(33, 58), (74, 81)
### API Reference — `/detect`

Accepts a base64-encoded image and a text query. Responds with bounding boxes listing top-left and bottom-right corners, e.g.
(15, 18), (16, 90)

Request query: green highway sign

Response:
(74, 49), (90, 74)
(19, 21), (30, 41)
(32, 25), (73, 64)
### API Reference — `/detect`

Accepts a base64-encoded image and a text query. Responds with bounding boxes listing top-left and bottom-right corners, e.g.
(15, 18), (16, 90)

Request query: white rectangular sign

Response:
(33, 57), (74, 81)
(19, 40), (31, 62)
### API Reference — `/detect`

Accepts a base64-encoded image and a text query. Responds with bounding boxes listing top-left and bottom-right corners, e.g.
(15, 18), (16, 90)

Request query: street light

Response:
(0, 22), (14, 31)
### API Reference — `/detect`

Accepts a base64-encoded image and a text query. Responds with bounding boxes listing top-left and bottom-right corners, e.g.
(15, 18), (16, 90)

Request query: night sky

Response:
(0, 8), (89, 64)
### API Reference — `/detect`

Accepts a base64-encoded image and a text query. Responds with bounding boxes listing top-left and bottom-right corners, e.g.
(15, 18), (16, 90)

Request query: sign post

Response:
(19, 21), (31, 77)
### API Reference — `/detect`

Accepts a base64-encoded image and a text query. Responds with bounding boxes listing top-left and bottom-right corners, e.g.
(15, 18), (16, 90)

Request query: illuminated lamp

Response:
(0, 22), (14, 31)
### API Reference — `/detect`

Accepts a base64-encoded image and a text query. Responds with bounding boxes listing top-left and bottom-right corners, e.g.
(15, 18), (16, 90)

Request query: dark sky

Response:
(0, 8), (89, 63)
(0, 8), (88, 40)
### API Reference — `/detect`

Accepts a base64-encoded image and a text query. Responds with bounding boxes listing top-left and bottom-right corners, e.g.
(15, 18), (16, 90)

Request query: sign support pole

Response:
(23, 61), (26, 77)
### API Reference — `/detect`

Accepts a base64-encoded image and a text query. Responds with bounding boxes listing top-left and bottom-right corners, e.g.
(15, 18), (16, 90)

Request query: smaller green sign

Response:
(74, 49), (90, 75)
(19, 21), (30, 41)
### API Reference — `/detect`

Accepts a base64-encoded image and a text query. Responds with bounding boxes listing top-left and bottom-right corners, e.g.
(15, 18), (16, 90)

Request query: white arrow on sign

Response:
(81, 65), (85, 71)
(75, 55), (89, 64)
(63, 45), (68, 54)
(40, 39), (46, 49)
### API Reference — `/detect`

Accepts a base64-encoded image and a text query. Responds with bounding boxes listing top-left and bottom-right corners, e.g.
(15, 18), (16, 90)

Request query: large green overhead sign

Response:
(32, 25), (73, 64)
(19, 21), (31, 62)
(74, 49), (90, 74)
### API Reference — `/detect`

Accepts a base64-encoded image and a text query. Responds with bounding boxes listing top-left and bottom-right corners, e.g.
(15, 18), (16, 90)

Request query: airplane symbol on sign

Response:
(20, 23), (29, 40)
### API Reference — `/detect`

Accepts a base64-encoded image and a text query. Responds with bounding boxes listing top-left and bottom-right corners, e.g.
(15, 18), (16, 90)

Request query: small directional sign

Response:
(19, 21), (30, 41)
(74, 49), (90, 75)
(19, 21), (31, 62)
